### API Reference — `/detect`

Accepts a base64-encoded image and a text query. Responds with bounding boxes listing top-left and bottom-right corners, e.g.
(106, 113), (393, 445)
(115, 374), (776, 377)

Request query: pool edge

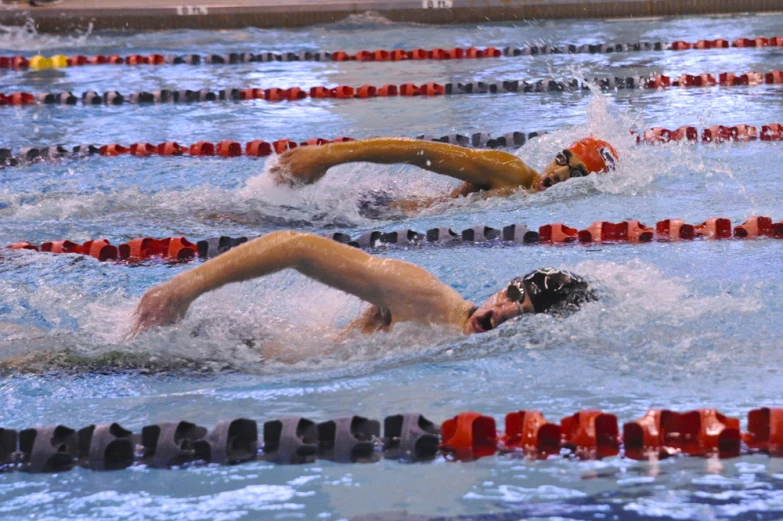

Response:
(1, 0), (782, 33)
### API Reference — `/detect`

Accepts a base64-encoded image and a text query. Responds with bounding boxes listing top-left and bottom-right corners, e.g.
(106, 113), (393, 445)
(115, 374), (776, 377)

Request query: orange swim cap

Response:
(567, 137), (619, 175)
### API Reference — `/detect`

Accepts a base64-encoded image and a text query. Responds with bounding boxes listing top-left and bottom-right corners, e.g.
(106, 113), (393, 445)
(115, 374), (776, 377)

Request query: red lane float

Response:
(702, 125), (732, 143)
(732, 124), (759, 141)
(560, 410), (620, 459)
(129, 142), (156, 156)
(671, 73), (716, 87)
(118, 237), (164, 260)
(246, 140), (272, 156)
(356, 85), (377, 98)
(334, 86), (354, 99)
(263, 87), (285, 102)
(99, 144), (129, 156)
(694, 218), (732, 239)
(399, 83), (420, 96)
(7, 242), (38, 251)
(10, 237), (197, 262)
(767, 71), (783, 84)
(116, 237), (195, 261)
(40, 240), (80, 254)
(306, 137), (328, 146)
(239, 88), (262, 100)
(501, 410), (560, 458)
(420, 83), (445, 96)
(82, 239), (118, 261)
(157, 142), (184, 156)
(377, 84), (398, 96)
(309, 86), (333, 98)
(656, 219), (695, 240)
(216, 140), (242, 157)
(762, 124), (783, 141)
(390, 49), (409, 61)
(272, 139), (297, 154)
(578, 221), (654, 243)
(6, 92), (34, 106)
(0, 56), (30, 68)
(539, 223), (578, 243)
(623, 409), (741, 459)
(671, 126), (698, 141)
(734, 216), (773, 238)
(189, 141), (215, 156)
(440, 412), (497, 460)
(746, 408), (783, 455)
(166, 237), (197, 260)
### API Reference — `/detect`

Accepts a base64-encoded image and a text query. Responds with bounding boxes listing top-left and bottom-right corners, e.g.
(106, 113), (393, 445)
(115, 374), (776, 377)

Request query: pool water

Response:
(1, 12), (783, 520)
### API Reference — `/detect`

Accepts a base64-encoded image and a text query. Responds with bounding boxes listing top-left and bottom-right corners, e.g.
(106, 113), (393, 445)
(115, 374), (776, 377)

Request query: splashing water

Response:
(0, 19), (94, 53)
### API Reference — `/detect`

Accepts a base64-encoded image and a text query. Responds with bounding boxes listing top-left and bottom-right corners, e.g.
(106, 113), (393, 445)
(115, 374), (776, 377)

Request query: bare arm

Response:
(270, 138), (541, 190)
(132, 231), (473, 335)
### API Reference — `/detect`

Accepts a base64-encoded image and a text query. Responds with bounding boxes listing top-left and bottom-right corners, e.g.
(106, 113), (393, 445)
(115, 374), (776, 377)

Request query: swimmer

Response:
(132, 231), (594, 337)
(269, 136), (618, 209)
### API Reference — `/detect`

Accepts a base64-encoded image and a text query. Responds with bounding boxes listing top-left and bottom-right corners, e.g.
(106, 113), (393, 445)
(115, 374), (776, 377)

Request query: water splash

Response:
(0, 252), (764, 380)
(0, 19), (94, 53)
(327, 12), (397, 27)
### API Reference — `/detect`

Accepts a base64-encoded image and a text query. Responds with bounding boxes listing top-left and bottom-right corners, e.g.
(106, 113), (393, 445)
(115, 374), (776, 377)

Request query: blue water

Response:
(1, 12), (783, 521)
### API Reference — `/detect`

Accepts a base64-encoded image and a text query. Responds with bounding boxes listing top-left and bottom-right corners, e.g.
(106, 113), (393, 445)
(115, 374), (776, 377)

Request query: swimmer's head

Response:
(465, 268), (595, 334)
(538, 137), (619, 191)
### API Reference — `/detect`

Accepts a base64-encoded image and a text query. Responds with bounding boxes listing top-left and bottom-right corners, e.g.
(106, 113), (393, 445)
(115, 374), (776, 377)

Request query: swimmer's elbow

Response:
(262, 230), (304, 243)
(275, 230), (330, 271)
(237, 230), (312, 272)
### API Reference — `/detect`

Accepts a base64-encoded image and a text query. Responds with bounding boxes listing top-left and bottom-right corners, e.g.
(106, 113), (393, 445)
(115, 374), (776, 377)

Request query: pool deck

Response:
(0, 0), (781, 32)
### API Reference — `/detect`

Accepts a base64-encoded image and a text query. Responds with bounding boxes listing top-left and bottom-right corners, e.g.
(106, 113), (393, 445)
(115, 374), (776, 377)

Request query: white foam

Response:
(0, 19), (94, 52)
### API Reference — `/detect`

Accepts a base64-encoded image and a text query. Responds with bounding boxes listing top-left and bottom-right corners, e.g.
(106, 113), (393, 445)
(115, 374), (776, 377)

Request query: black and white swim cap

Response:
(520, 267), (595, 314)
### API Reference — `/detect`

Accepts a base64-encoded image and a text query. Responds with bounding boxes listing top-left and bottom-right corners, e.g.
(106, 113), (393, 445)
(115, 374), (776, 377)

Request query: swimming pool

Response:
(2, 12), (783, 520)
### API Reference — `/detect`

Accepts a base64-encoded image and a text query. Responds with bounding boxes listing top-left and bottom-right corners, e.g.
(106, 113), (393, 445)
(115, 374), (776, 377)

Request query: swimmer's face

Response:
(538, 149), (589, 191)
(465, 282), (535, 334)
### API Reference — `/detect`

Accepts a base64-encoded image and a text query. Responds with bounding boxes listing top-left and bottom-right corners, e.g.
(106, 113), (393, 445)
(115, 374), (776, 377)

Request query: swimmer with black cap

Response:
(270, 136), (618, 211)
(132, 231), (594, 337)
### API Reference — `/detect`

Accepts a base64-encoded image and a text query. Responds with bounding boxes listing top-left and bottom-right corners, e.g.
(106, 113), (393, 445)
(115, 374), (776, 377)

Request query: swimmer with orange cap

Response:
(270, 136), (618, 208)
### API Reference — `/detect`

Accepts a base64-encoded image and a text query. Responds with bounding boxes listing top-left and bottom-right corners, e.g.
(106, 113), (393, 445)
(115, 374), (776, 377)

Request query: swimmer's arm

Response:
(388, 182), (521, 214)
(271, 138), (541, 190)
(132, 231), (469, 334)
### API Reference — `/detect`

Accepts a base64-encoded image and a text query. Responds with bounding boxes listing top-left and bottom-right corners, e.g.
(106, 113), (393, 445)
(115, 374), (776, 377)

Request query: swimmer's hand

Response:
(269, 146), (332, 186)
(131, 282), (190, 337)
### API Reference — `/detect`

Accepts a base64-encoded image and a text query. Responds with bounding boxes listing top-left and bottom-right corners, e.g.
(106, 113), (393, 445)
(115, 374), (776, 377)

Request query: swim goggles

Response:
(507, 268), (573, 310)
(554, 149), (590, 179)
(506, 277), (527, 305)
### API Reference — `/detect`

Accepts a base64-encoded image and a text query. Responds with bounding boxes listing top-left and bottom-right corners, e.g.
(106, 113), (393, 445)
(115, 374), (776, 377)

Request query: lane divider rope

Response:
(1, 407), (782, 473)
(2, 36), (781, 70)
(6, 216), (783, 262)
(2, 123), (781, 169)
(2, 70), (782, 109)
